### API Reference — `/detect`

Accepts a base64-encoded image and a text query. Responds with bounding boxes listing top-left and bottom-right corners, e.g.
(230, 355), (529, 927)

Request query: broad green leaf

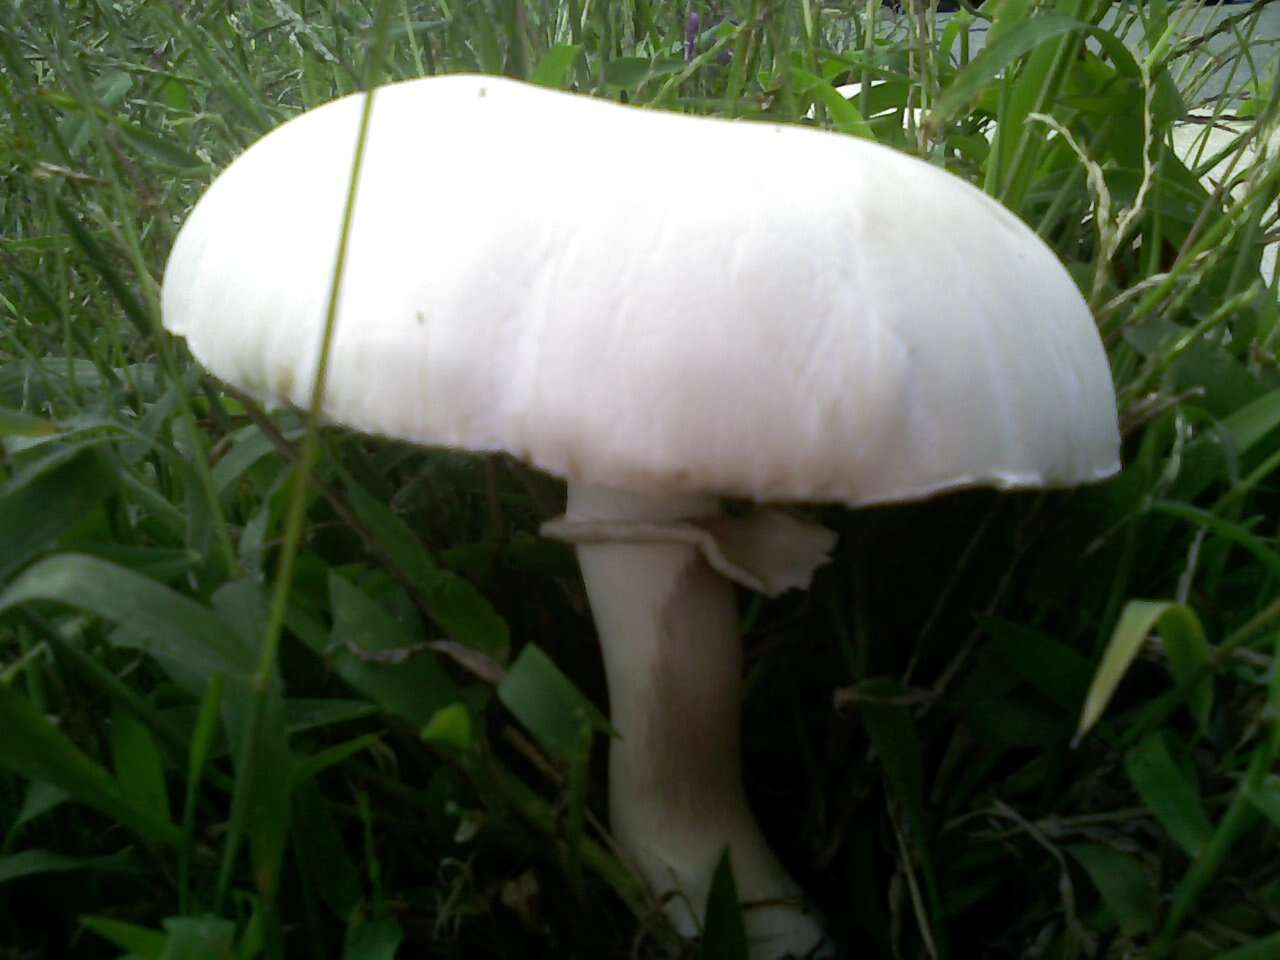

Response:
(209, 580), (292, 905)
(0, 684), (180, 846)
(344, 918), (404, 960)
(858, 677), (944, 950)
(344, 477), (509, 661)
(80, 917), (166, 960)
(0, 554), (253, 695)
(982, 616), (1093, 710)
(292, 779), (362, 919)
(1076, 600), (1212, 741)
(180, 675), (223, 911)
(603, 57), (685, 89)
(424, 570), (510, 662)
(327, 571), (463, 727)
(160, 915), (236, 960)
(10, 781), (69, 834)
(934, 16), (1085, 125)
(78, 545), (201, 583)
(1219, 934), (1280, 960)
(421, 702), (473, 751)
(187, 676), (224, 792)
(284, 698), (380, 734)
(0, 446), (116, 581)
(1222, 383), (1280, 456)
(1150, 500), (1280, 583)
(701, 850), (749, 960)
(1175, 390), (1280, 500)
(497, 644), (610, 763)
(0, 848), (135, 885)
(531, 43), (583, 88)
(1125, 732), (1213, 857)
(212, 427), (281, 497)
(1066, 844), (1158, 935)
(117, 119), (206, 171)
(161, 77), (191, 111)
(792, 67), (874, 139)
(0, 407), (57, 437)
(111, 701), (171, 823)
(860, 679), (927, 853)
(1246, 778), (1280, 829)
(291, 734), (381, 786)
(965, 697), (1068, 749)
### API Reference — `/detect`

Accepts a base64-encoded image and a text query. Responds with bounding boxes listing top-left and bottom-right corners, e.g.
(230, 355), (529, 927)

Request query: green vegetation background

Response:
(1, 0), (1279, 957)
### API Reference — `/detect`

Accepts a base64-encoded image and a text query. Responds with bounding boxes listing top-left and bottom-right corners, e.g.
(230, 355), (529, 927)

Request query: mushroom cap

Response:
(163, 73), (1120, 507)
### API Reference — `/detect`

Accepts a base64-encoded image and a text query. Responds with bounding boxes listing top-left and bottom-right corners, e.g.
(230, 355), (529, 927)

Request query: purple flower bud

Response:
(684, 11), (700, 62)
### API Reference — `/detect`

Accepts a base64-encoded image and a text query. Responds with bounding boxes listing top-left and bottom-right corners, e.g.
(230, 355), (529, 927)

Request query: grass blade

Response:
(0, 683), (180, 846)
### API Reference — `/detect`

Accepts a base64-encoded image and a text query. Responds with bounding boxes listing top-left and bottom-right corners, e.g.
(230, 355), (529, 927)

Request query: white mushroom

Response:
(163, 73), (1121, 959)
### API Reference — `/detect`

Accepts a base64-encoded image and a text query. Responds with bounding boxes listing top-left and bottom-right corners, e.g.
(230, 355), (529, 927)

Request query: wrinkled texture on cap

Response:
(163, 73), (1121, 506)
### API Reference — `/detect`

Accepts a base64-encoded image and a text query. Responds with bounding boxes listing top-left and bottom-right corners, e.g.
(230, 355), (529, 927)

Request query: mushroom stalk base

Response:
(563, 483), (827, 959)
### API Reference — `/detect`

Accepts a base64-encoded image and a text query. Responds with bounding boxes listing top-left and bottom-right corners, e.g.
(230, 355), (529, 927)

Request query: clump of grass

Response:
(2, 1), (1279, 958)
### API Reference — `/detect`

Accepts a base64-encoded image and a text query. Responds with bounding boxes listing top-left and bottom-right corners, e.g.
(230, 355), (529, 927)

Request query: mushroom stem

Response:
(565, 483), (827, 959)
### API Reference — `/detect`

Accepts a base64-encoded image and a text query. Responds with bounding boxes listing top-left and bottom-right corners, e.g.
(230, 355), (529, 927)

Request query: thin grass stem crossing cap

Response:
(163, 73), (1120, 507)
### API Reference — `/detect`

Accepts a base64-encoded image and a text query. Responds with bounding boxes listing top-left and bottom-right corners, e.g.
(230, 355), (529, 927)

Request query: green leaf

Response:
(858, 678), (944, 950)
(10, 781), (69, 835)
(1066, 843), (1158, 935)
(0, 848), (135, 885)
(344, 918), (404, 960)
(0, 447), (116, 581)
(0, 406), (58, 437)
(160, 915), (236, 960)
(1176, 390), (1280, 500)
(116, 119), (206, 172)
(1125, 731), (1213, 857)
(1223, 386), (1280, 455)
(291, 779), (362, 919)
(78, 545), (202, 582)
(1076, 600), (1212, 742)
(291, 734), (381, 786)
(792, 67), (874, 139)
(1149, 500), (1280, 583)
(80, 916), (166, 960)
(1218, 932), (1280, 960)
(212, 426), (283, 498)
(456, 649), (596, 868)
(344, 477), (509, 661)
(208, 581), (292, 906)
(1246, 778), (1280, 829)
(0, 554), (253, 696)
(161, 77), (191, 111)
(421, 702), (473, 751)
(180, 675), (223, 911)
(934, 16), (1086, 125)
(701, 850), (749, 960)
(111, 700), (171, 824)
(603, 57), (685, 89)
(982, 616), (1093, 711)
(859, 679), (927, 853)
(497, 644), (610, 763)
(531, 43), (583, 88)
(284, 698), (380, 734)
(326, 571), (463, 727)
(0, 684), (180, 846)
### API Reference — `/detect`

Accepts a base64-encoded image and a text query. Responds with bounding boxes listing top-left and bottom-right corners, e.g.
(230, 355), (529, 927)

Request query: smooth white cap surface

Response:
(163, 74), (1121, 506)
